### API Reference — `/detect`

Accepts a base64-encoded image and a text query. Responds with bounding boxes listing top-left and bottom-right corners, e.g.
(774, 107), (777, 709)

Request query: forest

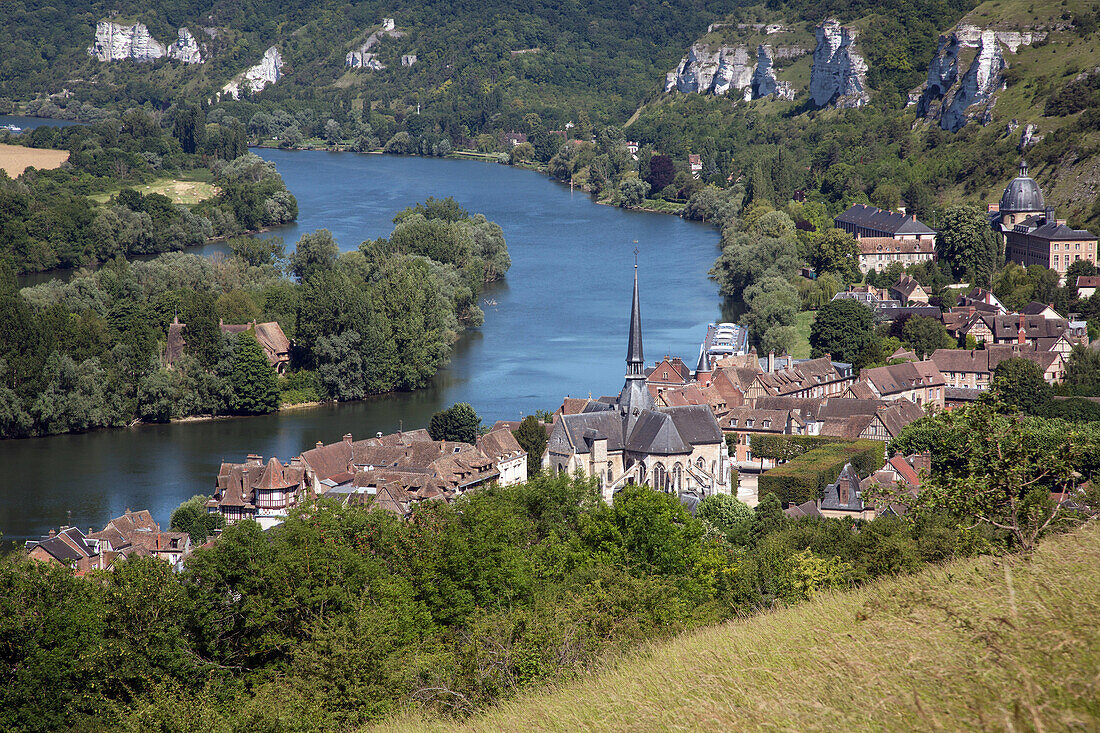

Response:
(0, 195), (510, 439)
(2, 394), (1098, 733)
(0, 109), (295, 273)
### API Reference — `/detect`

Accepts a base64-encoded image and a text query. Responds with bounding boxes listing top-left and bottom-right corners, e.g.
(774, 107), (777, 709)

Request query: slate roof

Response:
(822, 463), (863, 512)
(859, 361), (945, 396)
(27, 527), (99, 563)
(785, 500), (824, 519)
(626, 411), (690, 455)
(836, 204), (936, 236)
(891, 274), (926, 300)
(1000, 162), (1045, 213)
(1016, 218), (1097, 242)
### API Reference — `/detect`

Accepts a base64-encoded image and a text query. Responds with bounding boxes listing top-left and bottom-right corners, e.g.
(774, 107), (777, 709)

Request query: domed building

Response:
(993, 160), (1097, 277)
(996, 160), (1046, 228)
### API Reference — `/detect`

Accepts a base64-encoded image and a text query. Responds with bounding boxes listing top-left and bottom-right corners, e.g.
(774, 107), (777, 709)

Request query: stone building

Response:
(992, 161), (1098, 276)
(544, 265), (732, 502)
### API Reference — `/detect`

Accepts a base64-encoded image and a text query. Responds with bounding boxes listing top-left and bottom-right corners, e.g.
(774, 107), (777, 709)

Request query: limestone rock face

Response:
(222, 47), (283, 100)
(751, 45), (795, 101)
(666, 42), (800, 100)
(665, 43), (753, 95)
(911, 24), (1044, 132)
(345, 21), (406, 69)
(809, 19), (869, 108)
(167, 27), (204, 64)
(88, 21), (166, 62)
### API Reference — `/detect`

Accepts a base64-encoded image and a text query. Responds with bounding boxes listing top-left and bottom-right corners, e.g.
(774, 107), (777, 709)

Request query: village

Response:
(22, 160), (1099, 571)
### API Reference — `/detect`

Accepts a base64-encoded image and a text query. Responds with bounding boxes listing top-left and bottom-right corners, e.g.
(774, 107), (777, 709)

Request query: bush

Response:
(758, 440), (884, 506)
(743, 434), (850, 463)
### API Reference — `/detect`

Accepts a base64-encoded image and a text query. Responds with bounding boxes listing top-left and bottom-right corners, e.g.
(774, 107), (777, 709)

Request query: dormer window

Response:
(746, 419), (754, 428)
(762, 420), (771, 428)
(729, 419), (737, 427)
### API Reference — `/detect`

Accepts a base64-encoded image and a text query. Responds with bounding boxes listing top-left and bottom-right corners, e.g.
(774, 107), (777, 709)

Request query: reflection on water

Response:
(1, 150), (725, 540)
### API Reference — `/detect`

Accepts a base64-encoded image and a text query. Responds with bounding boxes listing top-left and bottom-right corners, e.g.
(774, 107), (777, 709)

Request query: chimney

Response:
(315, 440), (323, 449)
(48, 528), (56, 538)
(767, 350), (774, 373)
(343, 433), (353, 444)
(1018, 313), (1026, 345)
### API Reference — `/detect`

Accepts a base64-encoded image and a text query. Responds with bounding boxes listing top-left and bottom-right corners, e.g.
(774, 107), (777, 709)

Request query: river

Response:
(1, 149), (725, 541)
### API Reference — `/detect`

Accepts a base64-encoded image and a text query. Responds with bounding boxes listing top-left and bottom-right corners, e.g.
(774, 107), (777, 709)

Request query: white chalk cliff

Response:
(665, 42), (801, 100)
(346, 20), (406, 69)
(88, 21), (166, 62)
(222, 47), (283, 99)
(809, 19), (869, 108)
(751, 45), (795, 101)
(168, 27), (204, 64)
(912, 24), (1044, 132)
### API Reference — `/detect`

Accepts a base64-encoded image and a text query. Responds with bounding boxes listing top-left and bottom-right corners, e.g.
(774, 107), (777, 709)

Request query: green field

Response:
(89, 169), (217, 205)
(379, 523), (1100, 732)
(791, 309), (815, 359)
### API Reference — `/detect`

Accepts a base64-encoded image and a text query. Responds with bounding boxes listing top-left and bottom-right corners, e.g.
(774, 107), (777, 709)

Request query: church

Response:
(544, 263), (733, 503)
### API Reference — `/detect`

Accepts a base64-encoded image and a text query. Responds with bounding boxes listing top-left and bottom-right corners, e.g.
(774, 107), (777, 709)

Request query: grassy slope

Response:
(791, 310), (814, 359)
(378, 523), (1100, 732)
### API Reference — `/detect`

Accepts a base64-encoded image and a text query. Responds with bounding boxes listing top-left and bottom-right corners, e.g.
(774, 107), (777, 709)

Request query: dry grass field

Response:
(88, 174), (219, 205)
(378, 523), (1100, 732)
(0, 143), (69, 177)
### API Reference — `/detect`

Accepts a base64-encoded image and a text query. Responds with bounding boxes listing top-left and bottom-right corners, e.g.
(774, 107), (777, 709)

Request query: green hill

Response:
(380, 523), (1100, 732)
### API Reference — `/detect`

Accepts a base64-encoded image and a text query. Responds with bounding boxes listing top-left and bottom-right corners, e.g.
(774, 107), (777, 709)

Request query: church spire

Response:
(626, 255), (644, 377)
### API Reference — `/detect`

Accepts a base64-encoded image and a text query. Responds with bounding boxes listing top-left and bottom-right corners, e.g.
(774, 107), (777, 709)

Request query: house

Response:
(646, 356), (692, 389)
(89, 509), (190, 568)
(889, 274), (930, 306)
(1076, 275), (1100, 299)
(1021, 301), (1062, 320)
(544, 264), (733, 500)
(835, 204), (937, 243)
(476, 427), (528, 486)
(817, 398), (925, 443)
(859, 452), (929, 516)
(501, 131), (528, 147)
(958, 287), (1007, 314)
(850, 360), (946, 409)
(819, 463), (876, 520)
(688, 154), (703, 178)
(25, 527), (103, 574)
(300, 430), (502, 499)
(219, 320), (291, 373)
(931, 344), (1065, 388)
(741, 354), (856, 400)
(208, 455), (309, 529)
(856, 237), (937, 273)
(992, 162), (1098, 275)
(721, 406), (808, 465)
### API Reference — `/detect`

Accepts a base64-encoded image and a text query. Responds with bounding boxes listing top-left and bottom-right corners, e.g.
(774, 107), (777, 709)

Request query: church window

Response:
(673, 464), (682, 492)
(607, 468), (613, 483)
(696, 457), (705, 471)
(653, 463), (667, 491)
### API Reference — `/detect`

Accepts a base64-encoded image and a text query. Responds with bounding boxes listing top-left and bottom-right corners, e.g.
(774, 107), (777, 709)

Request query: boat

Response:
(2, 124), (22, 133)
(482, 298), (498, 306)
(697, 322), (750, 373)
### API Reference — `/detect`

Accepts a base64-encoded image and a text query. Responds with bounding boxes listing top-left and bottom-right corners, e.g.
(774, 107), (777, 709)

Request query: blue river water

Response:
(0, 148), (724, 540)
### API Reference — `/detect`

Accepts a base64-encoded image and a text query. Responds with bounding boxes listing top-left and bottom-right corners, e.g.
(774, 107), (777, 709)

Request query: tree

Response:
(428, 402), (481, 443)
(697, 493), (752, 536)
(289, 230), (339, 282)
(645, 155), (675, 191)
(808, 229), (861, 283)
(170, 494), (225, 544)
(1066, 259), (1098, 285)
(901, 316), (953, 359)
(512, 415), (548, 475)
(991, 357), (1051, 415)
(905, 404), (1083, 552)
(172, 103), (205, 155)
(751, 492), (787, 544)
(936, 205), (998, 284)
(229, 332), (279, 414)
(229, 235), (285, 267)
(1063, 345), (1100, 396)
(809, 298), (875, 366)
(618, 177), (650, 207)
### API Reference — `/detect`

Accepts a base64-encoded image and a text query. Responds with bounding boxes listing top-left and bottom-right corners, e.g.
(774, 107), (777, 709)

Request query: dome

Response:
(999, 160), (1045, 213)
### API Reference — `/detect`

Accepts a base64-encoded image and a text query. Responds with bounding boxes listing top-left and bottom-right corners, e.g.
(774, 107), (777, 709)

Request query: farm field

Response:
(0, 143), (69, 177)
(88, 171), (219, 205)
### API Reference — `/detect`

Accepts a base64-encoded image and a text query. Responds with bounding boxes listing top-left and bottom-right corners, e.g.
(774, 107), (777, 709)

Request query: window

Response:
(762, 420), (771, 428)
(746, 419), (754, 428)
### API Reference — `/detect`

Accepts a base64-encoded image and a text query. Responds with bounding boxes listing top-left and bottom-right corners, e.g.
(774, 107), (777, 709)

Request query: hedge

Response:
(742, 434), (848, 462)
(758, 440), (885, 507)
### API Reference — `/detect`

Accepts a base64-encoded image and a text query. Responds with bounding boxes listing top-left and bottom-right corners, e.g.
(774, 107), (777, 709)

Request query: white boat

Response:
(2, 124), (22, 133)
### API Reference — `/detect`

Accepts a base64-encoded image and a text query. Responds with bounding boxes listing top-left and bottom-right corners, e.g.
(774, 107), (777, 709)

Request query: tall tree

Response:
(512, 415), (548, 475)
(991, 357), (1051, 415)
(229, 332), (279, 414)
(809, 298), (876, 366)
(808, 229), (862, 283)
(428, 402), (481, 443)
(936, 205), (999, 285)
(289, 229), (340, 283)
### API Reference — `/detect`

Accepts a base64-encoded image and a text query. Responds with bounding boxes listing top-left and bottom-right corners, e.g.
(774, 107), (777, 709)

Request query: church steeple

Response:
(618, 257), (655, 433)
(626, 259), (644, 378)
